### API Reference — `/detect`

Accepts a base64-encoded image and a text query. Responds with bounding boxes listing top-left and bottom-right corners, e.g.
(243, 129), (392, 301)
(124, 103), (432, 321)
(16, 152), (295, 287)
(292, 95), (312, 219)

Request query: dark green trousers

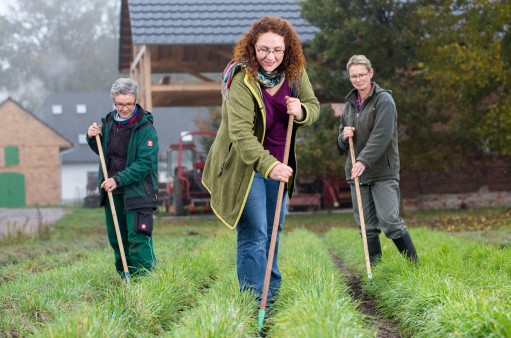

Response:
(104, 194), (156, 277)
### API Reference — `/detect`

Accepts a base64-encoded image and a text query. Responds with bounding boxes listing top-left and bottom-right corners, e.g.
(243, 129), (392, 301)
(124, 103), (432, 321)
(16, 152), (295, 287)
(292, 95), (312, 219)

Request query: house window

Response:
(5, 146), (19, 166)
(78, 134), (88, 145)
(76, 104), (87, 114)
(52, 105), (63, 114)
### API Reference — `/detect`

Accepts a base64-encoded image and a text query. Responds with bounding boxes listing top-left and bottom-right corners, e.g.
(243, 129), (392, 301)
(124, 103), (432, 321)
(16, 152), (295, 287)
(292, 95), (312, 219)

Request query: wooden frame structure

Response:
(118, 0), (232, 109)
(118, 0), (318, 109)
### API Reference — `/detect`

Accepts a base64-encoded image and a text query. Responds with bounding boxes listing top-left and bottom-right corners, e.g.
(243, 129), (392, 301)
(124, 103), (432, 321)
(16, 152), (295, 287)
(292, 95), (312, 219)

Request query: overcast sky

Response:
(0, 2), (7, 100)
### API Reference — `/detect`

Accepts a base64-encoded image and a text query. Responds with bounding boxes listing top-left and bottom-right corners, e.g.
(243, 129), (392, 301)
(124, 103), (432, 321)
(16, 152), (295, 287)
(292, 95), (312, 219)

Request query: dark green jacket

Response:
(202, 69), (320, 228)
(338, 82), (400, 184)
(87, 105), (159, 210)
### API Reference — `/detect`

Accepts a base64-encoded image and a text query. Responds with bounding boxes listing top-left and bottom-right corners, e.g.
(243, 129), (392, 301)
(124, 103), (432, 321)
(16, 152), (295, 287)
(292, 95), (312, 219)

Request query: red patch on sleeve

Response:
(147, 140), (153, 147)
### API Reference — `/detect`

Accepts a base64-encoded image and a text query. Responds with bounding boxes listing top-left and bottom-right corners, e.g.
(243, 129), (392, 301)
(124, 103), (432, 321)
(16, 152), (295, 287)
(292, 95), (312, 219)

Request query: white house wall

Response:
(61, 161), (168, 206)
(61, 163), (98, 206)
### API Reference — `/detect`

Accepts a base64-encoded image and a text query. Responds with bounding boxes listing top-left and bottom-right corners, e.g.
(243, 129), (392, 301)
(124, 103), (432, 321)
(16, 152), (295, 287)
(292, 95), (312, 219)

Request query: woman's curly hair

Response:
(233, 16), (305, 83)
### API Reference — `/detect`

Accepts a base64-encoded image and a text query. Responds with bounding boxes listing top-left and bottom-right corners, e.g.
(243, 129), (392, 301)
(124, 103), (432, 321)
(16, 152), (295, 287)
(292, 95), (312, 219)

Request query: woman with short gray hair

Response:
(110, 78), (138, 100)
(87, 78), (159, 278)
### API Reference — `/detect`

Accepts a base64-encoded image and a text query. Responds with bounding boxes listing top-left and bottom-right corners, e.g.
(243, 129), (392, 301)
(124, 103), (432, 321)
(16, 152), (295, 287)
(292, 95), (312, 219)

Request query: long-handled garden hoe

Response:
(349, 137), (372, 282)
(95, 134), (131, 283)
(257, 115), (294, 333)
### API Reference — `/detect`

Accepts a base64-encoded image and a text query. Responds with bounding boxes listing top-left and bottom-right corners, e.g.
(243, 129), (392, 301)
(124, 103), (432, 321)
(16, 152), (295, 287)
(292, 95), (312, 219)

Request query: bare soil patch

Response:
(332, 255), (403, 338)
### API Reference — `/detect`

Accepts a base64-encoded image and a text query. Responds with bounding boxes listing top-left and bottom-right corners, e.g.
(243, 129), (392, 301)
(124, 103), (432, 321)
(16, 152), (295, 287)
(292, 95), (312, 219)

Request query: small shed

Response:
(0, 98), (72, 207)
(119, 0), (318, 109)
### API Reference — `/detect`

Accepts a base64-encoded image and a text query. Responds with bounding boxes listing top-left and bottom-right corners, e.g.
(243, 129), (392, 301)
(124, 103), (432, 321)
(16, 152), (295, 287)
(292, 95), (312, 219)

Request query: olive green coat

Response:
(202, 69), (320, 228)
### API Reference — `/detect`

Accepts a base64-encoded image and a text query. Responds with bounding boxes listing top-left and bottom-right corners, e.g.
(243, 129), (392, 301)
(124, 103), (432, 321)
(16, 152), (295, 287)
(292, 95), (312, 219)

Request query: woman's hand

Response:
(269, 163), (293, 183)
(351, 161), (366, 179)
(341, 126), (355, 141)
(101, 177), (117, 192)
(285, 96), (303, 121)
(88, 122), (101, 138)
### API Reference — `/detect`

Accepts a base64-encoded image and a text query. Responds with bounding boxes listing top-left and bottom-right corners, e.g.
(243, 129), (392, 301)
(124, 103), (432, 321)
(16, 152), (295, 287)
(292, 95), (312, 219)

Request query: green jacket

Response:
(202, 69), (320, 229)
(337, 82), (400, 184)
(87, 105), (159, 210)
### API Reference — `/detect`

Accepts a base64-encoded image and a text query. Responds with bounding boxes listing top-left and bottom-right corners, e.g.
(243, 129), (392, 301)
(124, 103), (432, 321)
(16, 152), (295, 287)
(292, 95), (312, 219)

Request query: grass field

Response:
(1, 207), (510, 337)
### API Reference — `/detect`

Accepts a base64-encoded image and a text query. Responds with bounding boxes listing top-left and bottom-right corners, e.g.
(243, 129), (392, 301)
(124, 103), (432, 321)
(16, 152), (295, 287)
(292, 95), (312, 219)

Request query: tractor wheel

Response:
(173, 178), (185, 216)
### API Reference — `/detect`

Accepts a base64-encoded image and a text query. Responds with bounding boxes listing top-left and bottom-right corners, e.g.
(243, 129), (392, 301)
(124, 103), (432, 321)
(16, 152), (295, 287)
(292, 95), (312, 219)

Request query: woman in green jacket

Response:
(87, 78), (159, 278)
(202, 16), (320, 305)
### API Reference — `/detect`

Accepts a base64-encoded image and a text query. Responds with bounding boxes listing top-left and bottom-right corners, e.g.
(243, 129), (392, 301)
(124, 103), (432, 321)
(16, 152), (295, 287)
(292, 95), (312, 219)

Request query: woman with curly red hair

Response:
(202, 16), (320, 306)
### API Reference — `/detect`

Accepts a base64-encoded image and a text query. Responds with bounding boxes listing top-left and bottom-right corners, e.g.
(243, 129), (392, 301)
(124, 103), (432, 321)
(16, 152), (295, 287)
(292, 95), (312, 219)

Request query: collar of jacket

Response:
(104, 104), (152, 128)
(242, 70), (267, 143)
(345, 81), (387, 104)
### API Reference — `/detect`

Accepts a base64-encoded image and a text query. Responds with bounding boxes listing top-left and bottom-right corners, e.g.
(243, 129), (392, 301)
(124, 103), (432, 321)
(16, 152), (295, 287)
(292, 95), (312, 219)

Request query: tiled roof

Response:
(127, 0), (318, 45)
(1, 98), (72, 150)
(35, 92), (211, 164)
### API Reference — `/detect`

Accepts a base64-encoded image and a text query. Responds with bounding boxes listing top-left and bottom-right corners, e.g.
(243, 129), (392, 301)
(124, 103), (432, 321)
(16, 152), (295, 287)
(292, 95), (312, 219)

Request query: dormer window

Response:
(52, 105), (63, 114)
(76, 104), (87, 114)
(78, 134), (88, 145)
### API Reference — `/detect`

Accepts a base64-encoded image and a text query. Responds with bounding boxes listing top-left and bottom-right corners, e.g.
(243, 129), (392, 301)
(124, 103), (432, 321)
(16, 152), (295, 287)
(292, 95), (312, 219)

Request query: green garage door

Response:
(0, 173), (26, 207)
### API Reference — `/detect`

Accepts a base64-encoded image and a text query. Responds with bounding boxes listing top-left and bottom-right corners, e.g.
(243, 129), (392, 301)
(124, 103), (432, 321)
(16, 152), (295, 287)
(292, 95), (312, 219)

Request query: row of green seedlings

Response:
(7, 228), (379, 337)
(169, 228), (375, 337)
(29, 232), (256, 337)
(0, 234), (206, 337)
(325, 227), (511, 337)
(2, 226), (379, 337)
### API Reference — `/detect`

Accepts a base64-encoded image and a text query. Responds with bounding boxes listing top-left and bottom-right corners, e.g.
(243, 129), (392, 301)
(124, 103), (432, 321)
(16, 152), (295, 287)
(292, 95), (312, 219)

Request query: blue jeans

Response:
(236, 173), (287, 303)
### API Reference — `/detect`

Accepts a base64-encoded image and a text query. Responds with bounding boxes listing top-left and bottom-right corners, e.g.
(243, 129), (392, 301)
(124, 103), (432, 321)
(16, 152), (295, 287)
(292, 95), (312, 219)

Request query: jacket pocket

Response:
(218, 143), (234, 176)
(133, 208), (154, 236)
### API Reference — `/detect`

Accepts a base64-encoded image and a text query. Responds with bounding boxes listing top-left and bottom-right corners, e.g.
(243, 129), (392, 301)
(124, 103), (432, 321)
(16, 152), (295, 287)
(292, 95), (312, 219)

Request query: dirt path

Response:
(332, 255), (403, 338)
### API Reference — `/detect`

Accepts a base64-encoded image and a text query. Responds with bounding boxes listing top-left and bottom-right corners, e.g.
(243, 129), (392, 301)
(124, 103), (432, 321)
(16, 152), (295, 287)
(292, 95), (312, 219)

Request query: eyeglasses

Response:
(256, 46), (285, 57)
(114, 102), (135, 110)
(349, 73), (369, 81)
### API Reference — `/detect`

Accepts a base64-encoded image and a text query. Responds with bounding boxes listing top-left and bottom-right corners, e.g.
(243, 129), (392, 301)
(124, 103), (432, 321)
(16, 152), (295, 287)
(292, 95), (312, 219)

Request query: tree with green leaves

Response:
(417, 0), (511, 156)
(301, 0), (426, 101)
(300, 0), (445, 172)
(295, 105), (343, 178)
(0, 0), (120, 110)
(301, 0), (511, 174)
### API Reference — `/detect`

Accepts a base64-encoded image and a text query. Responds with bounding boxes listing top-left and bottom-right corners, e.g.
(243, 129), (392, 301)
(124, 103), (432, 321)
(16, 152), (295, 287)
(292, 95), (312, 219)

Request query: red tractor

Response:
(165, 130), (216, 215)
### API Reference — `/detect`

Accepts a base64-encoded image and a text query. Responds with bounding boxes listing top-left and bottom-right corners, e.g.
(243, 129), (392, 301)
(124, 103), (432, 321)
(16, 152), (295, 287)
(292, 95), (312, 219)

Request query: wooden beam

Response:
(130, 45), (146, 73)
(144, 46), (153, 111)
(202, 45), (234, 60)
(152, 82), (221, 92)
(151, 82), (222, 107)
(180, 68), (214, 82)
(150, 59), (228, 73)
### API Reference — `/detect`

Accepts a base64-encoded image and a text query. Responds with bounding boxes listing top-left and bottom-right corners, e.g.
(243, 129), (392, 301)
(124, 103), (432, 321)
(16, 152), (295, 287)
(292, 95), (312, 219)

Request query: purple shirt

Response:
(262, 78), (291, 162)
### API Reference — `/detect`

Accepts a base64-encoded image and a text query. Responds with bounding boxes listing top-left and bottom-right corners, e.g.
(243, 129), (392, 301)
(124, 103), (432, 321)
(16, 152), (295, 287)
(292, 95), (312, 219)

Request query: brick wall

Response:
(0, 99), (72, 206)
(400, 156), (511, 210)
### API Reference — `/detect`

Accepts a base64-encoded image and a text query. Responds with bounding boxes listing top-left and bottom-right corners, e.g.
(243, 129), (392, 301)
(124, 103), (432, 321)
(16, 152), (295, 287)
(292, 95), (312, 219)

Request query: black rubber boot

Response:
(392, 232), (419, 263)
(367, 236), (382, 265)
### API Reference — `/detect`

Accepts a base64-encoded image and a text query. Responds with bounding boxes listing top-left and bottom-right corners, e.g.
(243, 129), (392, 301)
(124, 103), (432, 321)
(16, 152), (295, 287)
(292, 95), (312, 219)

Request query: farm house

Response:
(0, 98), (72, 207)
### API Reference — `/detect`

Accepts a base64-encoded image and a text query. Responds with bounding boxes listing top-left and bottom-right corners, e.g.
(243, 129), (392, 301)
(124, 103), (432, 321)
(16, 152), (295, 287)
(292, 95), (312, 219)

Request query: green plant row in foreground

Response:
(169, 229), (376, 337)
(2, 225), (380, 337)
(0, 235), (207, 337)
(325, 227), (511, 337)
(270, 229), (375, 337)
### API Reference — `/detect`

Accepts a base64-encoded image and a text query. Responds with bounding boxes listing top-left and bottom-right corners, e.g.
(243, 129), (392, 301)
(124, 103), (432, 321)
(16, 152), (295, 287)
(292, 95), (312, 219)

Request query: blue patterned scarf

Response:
(114, 105), (138, 126)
